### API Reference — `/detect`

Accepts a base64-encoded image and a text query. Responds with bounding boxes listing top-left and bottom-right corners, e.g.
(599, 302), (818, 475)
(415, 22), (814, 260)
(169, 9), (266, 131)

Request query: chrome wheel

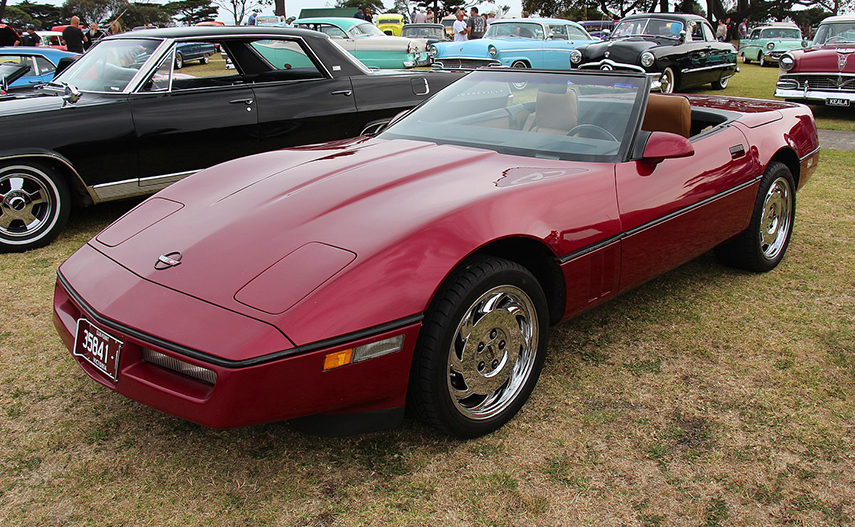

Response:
(759, 52), (766, 67)
(759, 176), (792, 261)
(175, 52), (184, 69)
(660, 67), (675, 93)
(1, 168), (52, 238)
(447, 285), (539, 420)
(510, 61), (529, 90)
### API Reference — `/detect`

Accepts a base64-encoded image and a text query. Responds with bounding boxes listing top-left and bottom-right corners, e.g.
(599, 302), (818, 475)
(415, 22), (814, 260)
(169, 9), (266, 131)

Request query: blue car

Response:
(0, 47), (79, 90)
(430, 18), (595, 69)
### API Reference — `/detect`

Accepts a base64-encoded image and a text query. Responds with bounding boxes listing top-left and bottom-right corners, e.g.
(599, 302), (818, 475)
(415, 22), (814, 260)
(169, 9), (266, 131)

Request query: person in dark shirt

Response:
(467, 7), (486, 39)
(62, 16), (87, 53)
(20, 25), (39, 47)
(83, 23), (107, 50)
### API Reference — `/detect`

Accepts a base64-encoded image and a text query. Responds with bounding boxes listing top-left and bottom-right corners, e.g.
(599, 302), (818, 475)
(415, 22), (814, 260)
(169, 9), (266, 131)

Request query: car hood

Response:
(790, 46), (855, 73)
(0, 89), (112, 117)
(580, 37), (661, 63)
(93, 138), (500, 315)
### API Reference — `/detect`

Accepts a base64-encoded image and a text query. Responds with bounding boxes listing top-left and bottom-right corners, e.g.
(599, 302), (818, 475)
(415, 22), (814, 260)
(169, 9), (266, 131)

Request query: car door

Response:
(542, 23), (574, 69)
(682, 20), (714, 85)
(246, 38), (359, 151)
(130, 46), (259, 187)
(615, 123), (758, 292)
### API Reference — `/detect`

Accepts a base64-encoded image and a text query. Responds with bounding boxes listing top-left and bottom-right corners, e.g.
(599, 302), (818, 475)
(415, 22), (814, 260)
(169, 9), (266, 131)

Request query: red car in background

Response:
(775, 14), (855, 107)
(54, 70), (819, 438)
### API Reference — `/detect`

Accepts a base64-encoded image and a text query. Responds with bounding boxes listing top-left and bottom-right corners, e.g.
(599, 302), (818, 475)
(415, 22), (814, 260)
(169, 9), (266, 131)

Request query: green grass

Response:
(685, 61), (855, 131)
(0, 127), (854, 524)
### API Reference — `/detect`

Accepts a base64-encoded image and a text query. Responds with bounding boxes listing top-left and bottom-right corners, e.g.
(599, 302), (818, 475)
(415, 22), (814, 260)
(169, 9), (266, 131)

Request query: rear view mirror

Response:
(641, 131), (695, 165)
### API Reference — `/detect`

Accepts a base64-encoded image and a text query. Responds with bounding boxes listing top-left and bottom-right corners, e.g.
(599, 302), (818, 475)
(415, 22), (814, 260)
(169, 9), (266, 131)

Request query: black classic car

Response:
(571, 13), (738, 93)
(0, 26), (464, 251)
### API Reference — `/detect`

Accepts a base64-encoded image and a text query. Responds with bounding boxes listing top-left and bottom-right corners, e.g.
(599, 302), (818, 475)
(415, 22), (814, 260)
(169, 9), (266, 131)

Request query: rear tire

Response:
(0, 161), (70, 252)
(408, 256), (549, 438)
(175, 52), (184, 69)
(660, 67), (676, 93)
(714, 161), (795, 272)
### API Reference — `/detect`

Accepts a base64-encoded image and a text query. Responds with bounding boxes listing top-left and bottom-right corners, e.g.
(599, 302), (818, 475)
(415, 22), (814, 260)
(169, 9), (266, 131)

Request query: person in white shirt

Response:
(453, 9), (468, 42)
(414, 9), (427, 24)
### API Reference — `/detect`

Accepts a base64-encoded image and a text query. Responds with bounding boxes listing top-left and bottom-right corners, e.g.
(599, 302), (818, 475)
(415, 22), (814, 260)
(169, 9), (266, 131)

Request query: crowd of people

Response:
(1, 15), (121, 51)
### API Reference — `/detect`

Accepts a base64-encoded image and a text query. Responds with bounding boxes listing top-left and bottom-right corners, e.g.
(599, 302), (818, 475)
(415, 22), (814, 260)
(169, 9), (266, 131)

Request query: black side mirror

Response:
(55, 56), (79, 77)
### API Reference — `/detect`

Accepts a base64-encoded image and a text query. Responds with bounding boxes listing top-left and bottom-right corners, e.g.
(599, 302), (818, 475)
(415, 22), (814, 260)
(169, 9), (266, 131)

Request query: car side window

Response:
(567, 26), (590, 40)
(548, 24), (569, 40)
(752, 30), (761, 40)
(319, 24), (348, 38)
(691, 21), (703, 41)
(0, 55), (35, 75)
(35, 56), (56, 75)
(140, 49), (174, 92)
(702, 23), (715, 42)
(249, 39), (324, 81)
(168, 41), (242, 91)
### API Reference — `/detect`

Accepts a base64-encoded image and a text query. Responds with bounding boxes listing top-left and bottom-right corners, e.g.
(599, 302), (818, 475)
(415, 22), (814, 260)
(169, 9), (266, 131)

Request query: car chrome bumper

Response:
(577, 60), (662, 90)
(775, 87), (855, 103)
(433, 57), (502, 69)
(54, 244), (420, 432)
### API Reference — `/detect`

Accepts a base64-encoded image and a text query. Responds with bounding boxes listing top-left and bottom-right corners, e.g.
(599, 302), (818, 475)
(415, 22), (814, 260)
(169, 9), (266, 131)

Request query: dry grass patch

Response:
(1, 151), (854, 526)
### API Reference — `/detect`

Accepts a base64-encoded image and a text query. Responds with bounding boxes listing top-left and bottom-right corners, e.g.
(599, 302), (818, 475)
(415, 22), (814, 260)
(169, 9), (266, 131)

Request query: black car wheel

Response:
(408, 256), (549, 438)
(714, 161), (795, 272)
(660, 67), (676, 93)
(0, 161), (70, 252)
(200, 55), (209, 65)
(742, 54), (751, 64)
(175, 52), (184, 69)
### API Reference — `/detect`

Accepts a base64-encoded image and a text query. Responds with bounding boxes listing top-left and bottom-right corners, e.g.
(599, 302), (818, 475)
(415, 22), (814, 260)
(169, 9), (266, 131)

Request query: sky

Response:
(7, 0), (527, 26)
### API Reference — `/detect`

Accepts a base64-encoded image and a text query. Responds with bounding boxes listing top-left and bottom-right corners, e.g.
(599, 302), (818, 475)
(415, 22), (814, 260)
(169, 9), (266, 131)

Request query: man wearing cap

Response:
(21, 25), (39, 47)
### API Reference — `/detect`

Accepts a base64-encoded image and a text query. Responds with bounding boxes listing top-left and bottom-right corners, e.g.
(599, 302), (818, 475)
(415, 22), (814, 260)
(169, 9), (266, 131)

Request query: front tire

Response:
(200, 55), (209, 65)
(714, 161), (795, 272)
(175, 52), (184, 69)
(408, 256), (549, 438)
(0, 161), (70, 252)
(759, 52), (767, 67)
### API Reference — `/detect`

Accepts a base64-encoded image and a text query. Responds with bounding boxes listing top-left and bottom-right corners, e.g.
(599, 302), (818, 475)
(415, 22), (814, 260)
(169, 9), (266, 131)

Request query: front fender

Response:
(0, 148), (95, 204)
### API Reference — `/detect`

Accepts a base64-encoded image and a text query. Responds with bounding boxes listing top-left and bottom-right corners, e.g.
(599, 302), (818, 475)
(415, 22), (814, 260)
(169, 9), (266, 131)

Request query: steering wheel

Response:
(567, 124), (618, 142)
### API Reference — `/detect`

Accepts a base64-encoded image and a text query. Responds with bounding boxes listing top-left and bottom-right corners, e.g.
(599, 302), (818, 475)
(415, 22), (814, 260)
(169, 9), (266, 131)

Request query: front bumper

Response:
(775, 84), (855, 103)
(577, 59), (663, 90)
(433, 57), (502, 69)
(53, 245), (421, 431)
(404, 52), (431, 68)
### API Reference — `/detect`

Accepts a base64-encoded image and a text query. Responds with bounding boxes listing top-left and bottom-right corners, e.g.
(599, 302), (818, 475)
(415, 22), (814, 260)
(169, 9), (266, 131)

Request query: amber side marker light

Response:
(323, 335), (405, 371)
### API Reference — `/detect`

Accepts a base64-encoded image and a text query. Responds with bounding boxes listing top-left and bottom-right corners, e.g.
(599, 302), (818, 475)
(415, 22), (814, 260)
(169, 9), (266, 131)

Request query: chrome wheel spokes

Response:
(447, 285), (538, 420)
(0, 171), (54, 237)
(759, 176), (792, 260)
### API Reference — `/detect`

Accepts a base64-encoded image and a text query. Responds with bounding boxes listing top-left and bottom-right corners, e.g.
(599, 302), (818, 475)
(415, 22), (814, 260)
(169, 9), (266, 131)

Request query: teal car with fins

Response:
(739, 24), (805, 67)
(293, 17), (430, 69)
(430, 18), (595, 69)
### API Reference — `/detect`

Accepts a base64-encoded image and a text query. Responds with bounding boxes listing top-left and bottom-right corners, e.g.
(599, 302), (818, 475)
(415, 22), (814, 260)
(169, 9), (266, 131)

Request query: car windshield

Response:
(404, 26), (445, 39)
(484, 22), (545, 40)
(380, 70), (645, 163)
(613, 18), (684, 38)
(55, 38), (159, 92)
(350, 22), (387, 37)
(762, 28), (801, 39)
(812, 22), (855, 45)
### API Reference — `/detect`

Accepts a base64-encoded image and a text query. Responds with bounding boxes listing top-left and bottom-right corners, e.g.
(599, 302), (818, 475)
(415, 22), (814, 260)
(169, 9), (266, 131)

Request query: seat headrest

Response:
(642, 93), (691, 138)
(534, 87), (578, 134)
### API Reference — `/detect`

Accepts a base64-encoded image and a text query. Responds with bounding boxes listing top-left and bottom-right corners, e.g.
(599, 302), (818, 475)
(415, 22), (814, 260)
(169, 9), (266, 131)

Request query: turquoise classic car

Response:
(292, 17), (430, 69)
(739, 24), (805, 67)
(430, 18), (595, 69)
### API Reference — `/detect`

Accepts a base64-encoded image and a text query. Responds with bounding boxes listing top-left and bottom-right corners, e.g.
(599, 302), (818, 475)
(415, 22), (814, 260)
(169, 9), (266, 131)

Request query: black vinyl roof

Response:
(111, 26), (327, 41)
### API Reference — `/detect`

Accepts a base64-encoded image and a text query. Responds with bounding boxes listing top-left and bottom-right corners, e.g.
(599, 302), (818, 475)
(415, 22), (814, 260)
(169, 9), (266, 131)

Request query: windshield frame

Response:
(379, 69), (650, 164)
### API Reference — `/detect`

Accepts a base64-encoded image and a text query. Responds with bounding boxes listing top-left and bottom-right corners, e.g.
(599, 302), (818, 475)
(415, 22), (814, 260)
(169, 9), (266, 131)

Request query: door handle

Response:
(229, 98), (253, 105)
(331, 90), (352, 96)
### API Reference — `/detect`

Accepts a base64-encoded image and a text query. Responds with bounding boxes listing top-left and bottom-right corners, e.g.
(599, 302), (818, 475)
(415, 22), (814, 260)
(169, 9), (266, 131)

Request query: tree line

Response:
(0, 0), (221, 30)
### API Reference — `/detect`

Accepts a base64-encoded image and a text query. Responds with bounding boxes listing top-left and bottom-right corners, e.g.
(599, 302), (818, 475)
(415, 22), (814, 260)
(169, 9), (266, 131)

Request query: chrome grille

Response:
(780, 74), (855, 92)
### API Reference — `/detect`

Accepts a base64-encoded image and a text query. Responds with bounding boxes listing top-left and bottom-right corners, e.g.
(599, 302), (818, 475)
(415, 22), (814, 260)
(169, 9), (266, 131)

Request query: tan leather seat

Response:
(525, 86), (578, 135)
(641, 93), (691, 138)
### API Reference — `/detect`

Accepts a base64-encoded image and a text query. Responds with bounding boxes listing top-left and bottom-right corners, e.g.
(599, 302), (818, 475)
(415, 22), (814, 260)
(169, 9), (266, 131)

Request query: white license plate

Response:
(73, 319), (123, 381)
(826, 98), (850, 107)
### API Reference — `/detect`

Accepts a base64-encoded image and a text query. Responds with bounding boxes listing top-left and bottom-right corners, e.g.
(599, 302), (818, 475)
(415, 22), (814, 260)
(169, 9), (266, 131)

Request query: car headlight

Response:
(640, 51), (655, 68)
(766, 42), (775, 50)
(428, 45), (437, 57)
(780, 54), (795, 71)
(570, 49), (582, 65)
(488, 45), (498, 57)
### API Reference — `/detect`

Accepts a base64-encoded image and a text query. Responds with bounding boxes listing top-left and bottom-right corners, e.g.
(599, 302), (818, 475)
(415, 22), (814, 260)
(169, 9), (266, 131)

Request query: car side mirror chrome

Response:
(679, 30), (687, 42)
(602, 29), (611, 39)
(641, 131), (694, 165)
(62, 83), (82, 106)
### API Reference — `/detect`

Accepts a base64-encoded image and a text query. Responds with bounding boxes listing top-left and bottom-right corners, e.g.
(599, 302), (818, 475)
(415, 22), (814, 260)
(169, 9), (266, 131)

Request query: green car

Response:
(739, 24), (805, 67)
(292, 17), (430, 69)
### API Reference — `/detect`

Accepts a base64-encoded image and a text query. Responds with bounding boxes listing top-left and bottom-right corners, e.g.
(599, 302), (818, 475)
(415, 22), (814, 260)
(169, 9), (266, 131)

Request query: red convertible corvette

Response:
(54, 70), (819, 438)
